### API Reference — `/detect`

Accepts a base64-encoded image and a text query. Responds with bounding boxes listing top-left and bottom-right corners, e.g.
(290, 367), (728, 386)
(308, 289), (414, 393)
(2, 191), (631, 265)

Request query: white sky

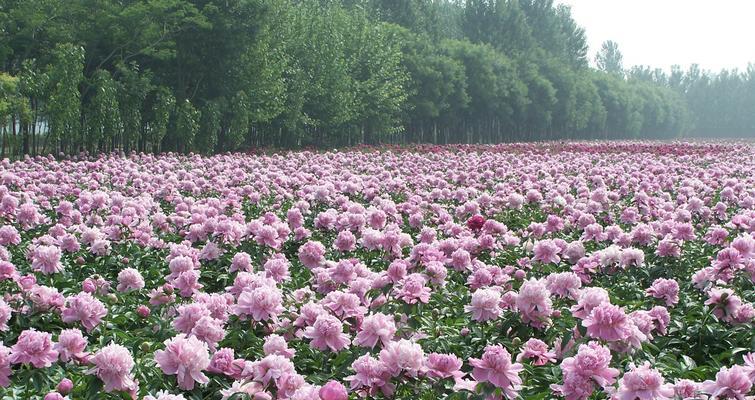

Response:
(558, 0), (755, 73)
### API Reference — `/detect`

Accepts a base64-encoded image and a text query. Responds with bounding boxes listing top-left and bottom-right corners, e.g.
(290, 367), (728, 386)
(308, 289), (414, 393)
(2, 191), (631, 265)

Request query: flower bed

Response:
(0, 142), (753, 399)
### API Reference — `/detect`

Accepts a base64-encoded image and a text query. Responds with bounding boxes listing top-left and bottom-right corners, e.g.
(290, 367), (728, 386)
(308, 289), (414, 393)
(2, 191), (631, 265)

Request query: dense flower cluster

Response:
(0, 142), (753, 399)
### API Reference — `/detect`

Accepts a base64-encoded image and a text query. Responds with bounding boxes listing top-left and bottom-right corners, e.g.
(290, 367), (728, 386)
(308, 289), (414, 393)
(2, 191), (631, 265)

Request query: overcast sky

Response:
(557, 0), (755, 73)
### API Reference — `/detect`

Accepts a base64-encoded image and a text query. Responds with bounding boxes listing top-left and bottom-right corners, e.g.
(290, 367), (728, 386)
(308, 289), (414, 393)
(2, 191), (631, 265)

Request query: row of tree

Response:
(0, 0), (751, 156)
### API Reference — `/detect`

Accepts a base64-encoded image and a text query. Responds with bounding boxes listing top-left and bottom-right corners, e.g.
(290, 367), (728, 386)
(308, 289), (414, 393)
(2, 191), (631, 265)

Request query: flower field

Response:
(0, 142), (754, 400)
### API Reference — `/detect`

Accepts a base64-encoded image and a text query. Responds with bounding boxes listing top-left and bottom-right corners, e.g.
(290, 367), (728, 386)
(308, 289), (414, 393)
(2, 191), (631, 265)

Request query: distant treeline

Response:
(0, 0), (752, 156)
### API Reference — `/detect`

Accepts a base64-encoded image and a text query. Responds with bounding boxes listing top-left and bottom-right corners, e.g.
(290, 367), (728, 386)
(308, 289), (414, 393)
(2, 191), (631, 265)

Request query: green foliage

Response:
(197, 100), (221, 154)
(0, 0), (750, 155)
(175, 98), (199, 152)
(148, 86), (175, 152)
(227, 91), (250, 151)
(595, 40), (624, 76)
(116, 62), (151, 152)
(87, 69), (122, 151)
(46, 43), (84, 152)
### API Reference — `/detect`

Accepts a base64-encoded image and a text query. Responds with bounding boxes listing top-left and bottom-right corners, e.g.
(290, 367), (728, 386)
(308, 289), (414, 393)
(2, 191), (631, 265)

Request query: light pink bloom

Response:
(425, 353), (464, 380)
(646, 278), (679, 307)
(319, 380), (348, 400)
(31, 245), (64, 274)
(355, 313), (396, 348)
(154, 334), (211, 390)
(546, 272), (582, 299)
(250, 354), (295, 386)
(465, 288), (502, 322)
(0, 344), (10, 387)
(116, 268), (145, 292)
(144, 391), (188, 400)
(173, 303), (211, 333)
(469, 345), (523, 399)
(208, 348), (243, 377)
(9, 329), (58, 368)
(394, 273), (432, 304)
(303, 314), (350, 352)
(0, 299), (11, 331)
(345, 354), (394, 397)
(233, 286), (284, 321)
(553, 341), (618, 399)
(615, 362), (674, 400)
(191, 316), (226, 349)
(263, 254), (290, 282)
(516, 338), (556, 366)
(379, 339), (425, 378)
(298, 241), (326, 269)
(231, 252), (253, 273)
(582, 304), (632, 342)
(533, 239), (561, 264)
(701, 365), (753, 399)
(263, 334), (296, 359)
(673, 379), (701, 399)
(516, 278), (553, 328)
(54, 328), (88, 363)
(61, 292), (107, 332)
(87, 343), (137, 393)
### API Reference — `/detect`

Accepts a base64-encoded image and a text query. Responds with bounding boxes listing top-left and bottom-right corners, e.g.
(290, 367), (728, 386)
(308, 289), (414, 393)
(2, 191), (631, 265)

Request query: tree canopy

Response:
(0, 0), (750, 156)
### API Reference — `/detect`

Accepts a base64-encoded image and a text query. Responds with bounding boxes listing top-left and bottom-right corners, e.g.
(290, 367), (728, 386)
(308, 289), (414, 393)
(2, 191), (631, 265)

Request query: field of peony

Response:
(0, 142), (753, 400)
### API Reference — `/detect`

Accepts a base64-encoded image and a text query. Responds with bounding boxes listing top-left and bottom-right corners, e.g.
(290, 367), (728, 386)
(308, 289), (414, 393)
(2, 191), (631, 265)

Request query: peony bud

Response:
(57, 378), (73, 395)
(137, 305), (150, 318)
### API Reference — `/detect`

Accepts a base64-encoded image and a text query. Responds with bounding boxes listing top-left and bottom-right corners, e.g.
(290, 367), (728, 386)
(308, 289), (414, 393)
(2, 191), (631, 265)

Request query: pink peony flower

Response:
(546, 272), (582, 299)
(614, 362), (674, 400)
(263, 334), (296, 359)
(582, 303), (632, 342)
(144, 391), (189, 400)
(298, 241), (326, 269)
(553, 341), (618, 399)
(154, 334), (211, 390)
(208, 348), (243, 377)
(354, 313), (396, 348)
(319, 380), (348, 400)
(379, 339), (425, 378)
(31, 245), (64, 274)
(61, 292), (107, 332)
(465, 288), (502, 322)
(701, 365), (753, 399)
(673, 379), (701, 399)
(191, 316), (226, 349)
(230, 252), (253, 273)
(533, 239), (561, 265)
(87, 343), (137, 393)
(263, 253), (290, 283)
(9, 329), (58, 368)
(646, 278), (679, 307)
(0, 344), (10, 387)
(394, 273), (432, 304)
(565, 341), (618, 386)
(516, 278), (553, 328)
(425, 353), (464, 380)
(116, 268), (145, 292)
(250, 354), (296, 386)
(469, 345), (523, 399)
(303, 314), (351, 352)
(516, 338), (556, 366)
(54, 328), (88, 363)
(233, 286), (284, 322)
(0, 299), (11, 331)
(173, 303), (211, 333)
(345, 354), (394, 397)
